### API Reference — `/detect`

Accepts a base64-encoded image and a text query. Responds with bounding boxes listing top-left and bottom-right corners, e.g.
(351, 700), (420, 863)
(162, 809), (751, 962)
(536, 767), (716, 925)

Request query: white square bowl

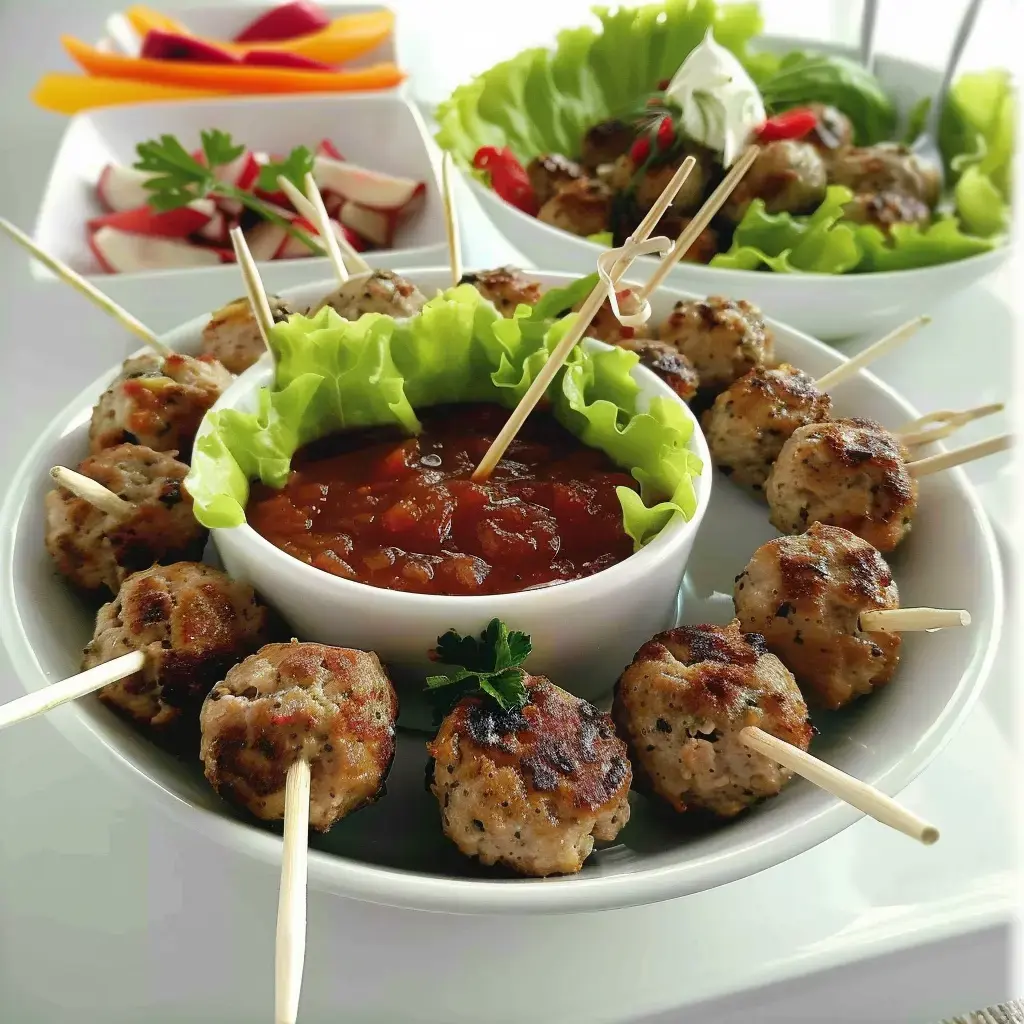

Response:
(31, 92), (448, 283)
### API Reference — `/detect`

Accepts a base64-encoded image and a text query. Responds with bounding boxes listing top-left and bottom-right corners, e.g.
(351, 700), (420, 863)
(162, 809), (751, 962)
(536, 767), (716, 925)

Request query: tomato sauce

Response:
(247, 403), (638, 596)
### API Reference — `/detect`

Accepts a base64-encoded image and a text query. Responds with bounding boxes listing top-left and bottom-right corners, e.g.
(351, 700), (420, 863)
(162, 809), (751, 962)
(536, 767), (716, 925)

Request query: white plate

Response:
(32, 93), (448, 282)
(0, 269), (1002, 915)
(455, 38), (1012, 341)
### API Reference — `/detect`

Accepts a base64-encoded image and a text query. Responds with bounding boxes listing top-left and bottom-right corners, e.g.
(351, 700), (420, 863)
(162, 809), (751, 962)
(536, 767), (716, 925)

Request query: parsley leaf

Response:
(258, 146), (315, 194)
(200, 128), (245, 170)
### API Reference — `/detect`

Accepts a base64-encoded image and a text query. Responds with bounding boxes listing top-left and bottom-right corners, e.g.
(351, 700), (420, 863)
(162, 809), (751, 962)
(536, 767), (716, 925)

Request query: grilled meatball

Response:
(581, 118), (636, 170)
(805, 103), (854, 155)
(45, 444), (206, 593)
(578, 288), (646, 345)
(613, 621), (811, 818)
(315, 269), (426, 320)
(82, 562), (270, 731)
(703, 364), (833, 491)
(428, 676), (632, 877)
(537, 177), (613, 237)
(635, 153), (710, 214)
(766, 417), (918, 552)
(829, 144), (941, 207)
(659, 296), (774, 393)
(201, 294), (295, 374)
(201, 641), (398, 830)
(722, 140), (827, 223)
(460, 266), (543, 317)
(620, 336), (700, 403)
(658, 215), (720, 264)
(90, 352), (232, 458)
(734, 524), (901, 709)
(842, 190), (932, 235)
(527, 154), (585, 207)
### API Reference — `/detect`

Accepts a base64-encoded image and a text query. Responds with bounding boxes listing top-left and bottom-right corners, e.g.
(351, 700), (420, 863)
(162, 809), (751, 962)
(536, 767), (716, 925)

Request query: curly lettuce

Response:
(187, 284), (702, 549)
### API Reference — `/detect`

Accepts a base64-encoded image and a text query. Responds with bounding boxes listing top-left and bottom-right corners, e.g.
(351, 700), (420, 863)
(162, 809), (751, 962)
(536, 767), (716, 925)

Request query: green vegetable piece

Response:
(258, 145), (315, 194)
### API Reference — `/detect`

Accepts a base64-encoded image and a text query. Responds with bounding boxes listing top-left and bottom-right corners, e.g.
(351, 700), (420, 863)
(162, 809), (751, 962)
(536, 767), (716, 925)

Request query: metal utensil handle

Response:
(859, 0), (879, 71)
(925, 0), (986, 140)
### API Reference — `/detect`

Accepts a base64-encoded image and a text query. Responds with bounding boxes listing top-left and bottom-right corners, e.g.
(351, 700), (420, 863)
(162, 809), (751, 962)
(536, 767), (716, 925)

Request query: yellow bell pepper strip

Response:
(124, 6), (395, 66)
(32, 73), (230, 114)
(62, 37), (405, 93)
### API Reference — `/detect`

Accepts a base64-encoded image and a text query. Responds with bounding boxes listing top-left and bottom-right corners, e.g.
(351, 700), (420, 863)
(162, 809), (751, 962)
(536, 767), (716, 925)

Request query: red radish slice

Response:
(214, 150), (261, 191)
(312, 156), (424, 211)
(246, 222), (290, 261)
(140, 29), (239, 64)
(197, 208), (230, 246)
(97, 165), (154, 213)
(90, 227), (230, 273)
(277, 216), (347, 259)
(339, 221), (367, 252)
(233, 1), (331, 43)
(321, 191), (343, 217)
(317, 139), (343, 161)
(87, 198), (215, 238)
(338, 201), (396, 248)
(241, 49), (333, 70)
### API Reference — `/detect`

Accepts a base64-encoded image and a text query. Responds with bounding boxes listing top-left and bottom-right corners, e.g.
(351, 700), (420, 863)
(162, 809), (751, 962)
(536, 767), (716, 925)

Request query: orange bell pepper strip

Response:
(62, 37), (404, 93)
(32, 73), (231, 115)
(124, 6), (395, 65)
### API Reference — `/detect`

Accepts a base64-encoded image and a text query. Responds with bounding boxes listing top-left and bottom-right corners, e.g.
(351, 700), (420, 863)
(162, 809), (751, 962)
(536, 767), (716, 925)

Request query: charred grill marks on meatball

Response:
(459, 266), (544, 318)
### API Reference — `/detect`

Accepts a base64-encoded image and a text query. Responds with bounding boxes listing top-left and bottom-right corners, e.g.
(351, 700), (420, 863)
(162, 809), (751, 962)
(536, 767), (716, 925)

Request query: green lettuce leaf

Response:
(186, 286), (702, 548)
(851, 216), (995, 272)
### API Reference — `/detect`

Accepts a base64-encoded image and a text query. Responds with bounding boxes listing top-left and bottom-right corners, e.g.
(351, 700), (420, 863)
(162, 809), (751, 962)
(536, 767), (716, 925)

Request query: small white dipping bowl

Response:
(190, 273), (711, 703)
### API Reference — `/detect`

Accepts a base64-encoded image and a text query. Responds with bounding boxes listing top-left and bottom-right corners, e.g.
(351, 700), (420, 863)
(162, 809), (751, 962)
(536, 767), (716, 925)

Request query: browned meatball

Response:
(537, 177), (612, 237)
(842, 191), (932, 235)
(526, 154), (585, 207)
(45, 444), (207, 593)
(201, 641), (398, 830)
(620, 336), (700, 403)
(722, 140), (828, 223)
(613, 621), (812, 818)
(460, 266), (543, 317)
(581, 119), (637, 170)
(659, 296), (774, 393)
(635, 153), (710, 214)
(428, 676), (632, 877)
(805, 103), (854, 155)
(201, 294), (295, 374)
(578, 288), (646, 346)
(82, 562), (271, 732)
(315, 269), (426, 320)
(829, 144), (941, 207)
(89, 352), (233, 458)
(734, 524), (901, 709)
(702, 364), (833, 492)
(766, 418), (918, 552)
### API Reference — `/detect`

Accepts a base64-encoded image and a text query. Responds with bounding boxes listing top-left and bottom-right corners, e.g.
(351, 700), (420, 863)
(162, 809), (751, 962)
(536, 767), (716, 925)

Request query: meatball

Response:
(460, 266), (543, 317)
(842, 190), (932, 235)
(613, 621), (811, 818)
(201, 294), (295, 374)
(578, 288), (647, 346)
(314, 269), (426, 320)
(537, 177), (612, 238)
(722, 140), (827, 223)
(427, 676), (632, 877)
(702, 364), (833, 491)
(201, 641), (398, 830)
(581, 118), (636, 170)
(89, 352), (233, 457)
(619, 336), (700, 403)
(659, 215), (720, 264)
(526, 153), (585, 207)
(45, 444), (207, 593)
(734, 524), (901, 709)
(658, 296), (774, 393)
(635, 153), (710, 214)
(829, 143), (941, 207)
(766, 417), (918, 552)
(805, 103), (854, 155)
(82, 562), (270, 731)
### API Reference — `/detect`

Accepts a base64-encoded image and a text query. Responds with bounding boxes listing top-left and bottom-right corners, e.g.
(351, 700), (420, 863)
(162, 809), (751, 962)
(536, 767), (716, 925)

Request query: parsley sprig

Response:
(133, 129), (324, 255)
(426, 619), (532, 714)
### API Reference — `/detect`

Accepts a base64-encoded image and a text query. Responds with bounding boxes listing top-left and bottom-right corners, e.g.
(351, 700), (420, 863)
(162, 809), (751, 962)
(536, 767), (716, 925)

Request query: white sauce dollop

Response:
(663, 28), (766, 167)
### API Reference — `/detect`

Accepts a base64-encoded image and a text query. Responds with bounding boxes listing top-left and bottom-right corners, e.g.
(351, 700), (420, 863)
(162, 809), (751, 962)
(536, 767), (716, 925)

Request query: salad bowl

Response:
(0, 269), (1002, 914)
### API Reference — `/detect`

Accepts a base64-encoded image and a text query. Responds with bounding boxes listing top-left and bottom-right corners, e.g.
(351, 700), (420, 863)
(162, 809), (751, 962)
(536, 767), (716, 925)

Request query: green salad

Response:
(436, 0), (1012, 274)
(186, 281), (703, 548)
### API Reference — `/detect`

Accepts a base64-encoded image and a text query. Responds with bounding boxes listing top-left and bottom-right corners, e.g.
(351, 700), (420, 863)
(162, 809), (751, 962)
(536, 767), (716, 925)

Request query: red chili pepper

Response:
(753, 108), (818, 143)
(656, 115), (675, 150)
(473, 146), (538, 216)
(629, 136), (651, 165)
(656, 78), (670, 90)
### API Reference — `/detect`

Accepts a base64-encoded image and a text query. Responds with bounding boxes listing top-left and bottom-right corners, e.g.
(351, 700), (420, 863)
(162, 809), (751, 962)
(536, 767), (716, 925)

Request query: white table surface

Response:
(0, 3), (1018, 1022)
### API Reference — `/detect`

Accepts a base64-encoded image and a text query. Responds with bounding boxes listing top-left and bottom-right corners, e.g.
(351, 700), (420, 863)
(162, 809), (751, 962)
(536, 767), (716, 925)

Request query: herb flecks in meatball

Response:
(537, 177), (613, 238)
(201, 294), (294, 374)
(829, 143), (941, 208)
(723, 140), (827, 223)
(460, 266), (543, 317)
(619, 336), (700, 403)
(842, 190), (931, 235)
(315, 270), (426, 320)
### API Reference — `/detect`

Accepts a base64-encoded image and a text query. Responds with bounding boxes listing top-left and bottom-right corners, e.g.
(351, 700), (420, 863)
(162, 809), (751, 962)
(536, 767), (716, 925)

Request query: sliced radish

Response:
(313, 156), (425, 211)
(276, 216), (347, 259)
(97, 165), (154, 212)
(246, 222), (290, 261)
(87, 198), (215, 238)
(197, 208), (230, 246)
(233, 1), (331, 43)
(338, 221), (367, 252)
(90, 227), (230, 274)
(321, 191), (343, 217)
(317, 139), (344, 161)
(338, 201), (397, 248)
(215, 150), (261, 191)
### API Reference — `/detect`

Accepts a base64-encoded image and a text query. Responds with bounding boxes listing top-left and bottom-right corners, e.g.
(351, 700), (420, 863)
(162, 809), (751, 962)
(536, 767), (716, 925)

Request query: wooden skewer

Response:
(441, 152), (462, 288)
(637, 145), (759, 302)
(0, 650), (145, 731)
(897, 403), (1004, 447)
(859, 607), (971, 632)
(0, 217), (171, 358)
(739, 727), (939, 845)
(814, 316), (931, 392)
(470, 157), (698, 482)
(276, 757), (311, 1024)
(50, 466), (134, 518)
(276, 174), (349, 289)
(908, 433), (1013, 478)
(229, 226), (276, 351)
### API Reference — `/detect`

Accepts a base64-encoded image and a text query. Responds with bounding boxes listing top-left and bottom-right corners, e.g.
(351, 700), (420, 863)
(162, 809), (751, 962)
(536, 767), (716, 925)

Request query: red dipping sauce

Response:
(247, 403), (639, 596)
